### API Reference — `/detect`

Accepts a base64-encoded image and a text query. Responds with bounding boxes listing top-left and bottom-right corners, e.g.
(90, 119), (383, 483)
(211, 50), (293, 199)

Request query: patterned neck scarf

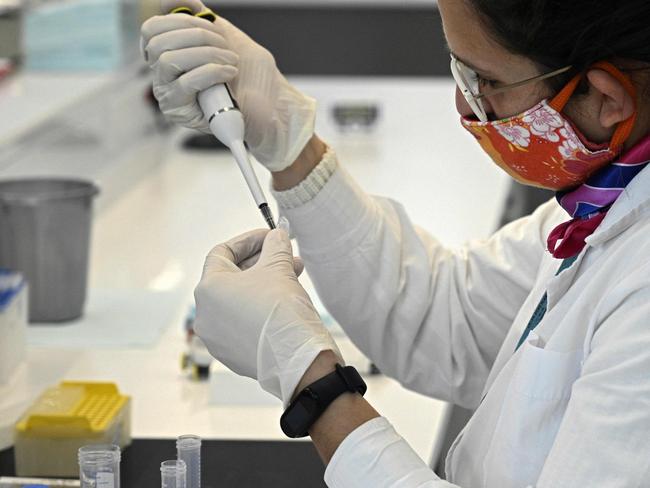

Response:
(548, 134), (650, 259)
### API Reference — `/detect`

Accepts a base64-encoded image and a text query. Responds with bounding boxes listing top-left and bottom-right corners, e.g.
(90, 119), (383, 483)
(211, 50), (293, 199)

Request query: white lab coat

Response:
(276, 149), (650, 488)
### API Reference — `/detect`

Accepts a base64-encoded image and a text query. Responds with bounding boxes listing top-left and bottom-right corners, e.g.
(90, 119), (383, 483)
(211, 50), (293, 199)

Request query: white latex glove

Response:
(141, 0), (317, 171)
(193, 229), (342, 406)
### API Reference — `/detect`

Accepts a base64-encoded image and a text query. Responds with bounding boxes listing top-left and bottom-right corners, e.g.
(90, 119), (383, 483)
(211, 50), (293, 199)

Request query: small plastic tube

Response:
(78, 444), (120, 488)
(278, 216), (291, 236)
(161, 460), (186, 488)
(176, 435), (201, 488)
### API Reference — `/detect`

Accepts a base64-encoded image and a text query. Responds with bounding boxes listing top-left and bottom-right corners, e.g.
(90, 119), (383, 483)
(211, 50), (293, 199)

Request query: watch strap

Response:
(311, 364), (366, 405)
(280, 364), (366, 438)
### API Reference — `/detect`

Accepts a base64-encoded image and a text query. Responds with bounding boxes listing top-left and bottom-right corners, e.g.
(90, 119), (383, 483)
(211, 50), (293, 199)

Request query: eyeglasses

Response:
(450, 53), (573, 122)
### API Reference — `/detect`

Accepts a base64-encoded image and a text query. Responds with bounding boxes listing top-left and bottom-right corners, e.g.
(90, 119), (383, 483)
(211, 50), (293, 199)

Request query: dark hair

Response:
(467, 0), (650, 90)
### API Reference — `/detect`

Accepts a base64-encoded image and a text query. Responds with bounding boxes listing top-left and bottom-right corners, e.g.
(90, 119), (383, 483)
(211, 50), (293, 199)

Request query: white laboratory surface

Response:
(0, 74), (509, 469)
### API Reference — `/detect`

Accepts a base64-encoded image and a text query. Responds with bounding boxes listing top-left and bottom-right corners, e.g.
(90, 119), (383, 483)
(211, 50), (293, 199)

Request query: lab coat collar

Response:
(586, 163), (650, 247)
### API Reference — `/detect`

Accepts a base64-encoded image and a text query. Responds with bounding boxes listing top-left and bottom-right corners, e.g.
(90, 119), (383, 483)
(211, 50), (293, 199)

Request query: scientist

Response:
(141, 0), (650, 486)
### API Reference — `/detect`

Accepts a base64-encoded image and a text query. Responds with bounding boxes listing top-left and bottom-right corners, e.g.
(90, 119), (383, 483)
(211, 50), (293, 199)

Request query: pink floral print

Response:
(522, 105), (564, 142)
(495, 124), (531, 148)
(558, 126), (581, 159)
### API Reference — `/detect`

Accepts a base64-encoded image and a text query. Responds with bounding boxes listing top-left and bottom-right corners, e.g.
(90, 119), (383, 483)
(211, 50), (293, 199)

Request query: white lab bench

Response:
(0, 73), (509, 470)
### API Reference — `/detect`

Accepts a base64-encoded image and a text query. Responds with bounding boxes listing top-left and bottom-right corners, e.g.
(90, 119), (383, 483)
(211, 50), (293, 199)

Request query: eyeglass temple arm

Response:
(474, 65), (574, 100)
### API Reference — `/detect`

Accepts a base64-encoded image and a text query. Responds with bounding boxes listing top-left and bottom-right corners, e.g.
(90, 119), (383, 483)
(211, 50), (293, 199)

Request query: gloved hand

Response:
(141, 0), (317, 172)
(193, 228), (342, 406)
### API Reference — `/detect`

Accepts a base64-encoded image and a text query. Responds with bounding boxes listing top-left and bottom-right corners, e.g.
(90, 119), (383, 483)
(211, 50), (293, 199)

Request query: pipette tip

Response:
(259, 203), (276, 229)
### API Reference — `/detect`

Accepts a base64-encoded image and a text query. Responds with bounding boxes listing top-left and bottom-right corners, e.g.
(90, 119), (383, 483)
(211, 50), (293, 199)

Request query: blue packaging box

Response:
(24, 0), (139, 71)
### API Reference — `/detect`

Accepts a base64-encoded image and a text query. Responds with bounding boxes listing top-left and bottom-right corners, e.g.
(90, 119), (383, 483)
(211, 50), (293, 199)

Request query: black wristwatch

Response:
(280, 364), (367, 438)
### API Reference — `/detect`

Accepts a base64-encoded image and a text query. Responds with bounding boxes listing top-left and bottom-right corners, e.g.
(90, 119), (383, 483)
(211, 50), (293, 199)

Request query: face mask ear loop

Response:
(590, 61), (638, 150)
(549, 61), (637, 152)
(548, 73), (583, 113)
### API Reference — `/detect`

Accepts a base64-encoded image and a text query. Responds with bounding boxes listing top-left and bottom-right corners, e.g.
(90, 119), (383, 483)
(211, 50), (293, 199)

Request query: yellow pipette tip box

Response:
(14, 381), (131, 477)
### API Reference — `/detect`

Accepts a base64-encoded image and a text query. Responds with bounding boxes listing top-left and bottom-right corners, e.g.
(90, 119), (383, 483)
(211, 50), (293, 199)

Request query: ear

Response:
(586, 68), (635, 129)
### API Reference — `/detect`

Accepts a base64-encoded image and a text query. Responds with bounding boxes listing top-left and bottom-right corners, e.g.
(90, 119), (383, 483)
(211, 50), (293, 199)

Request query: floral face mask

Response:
(461, 61), (637, 191)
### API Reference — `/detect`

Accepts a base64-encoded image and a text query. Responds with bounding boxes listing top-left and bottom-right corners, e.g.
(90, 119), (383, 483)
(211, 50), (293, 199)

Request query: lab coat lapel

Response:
(544, 253), (583, 313)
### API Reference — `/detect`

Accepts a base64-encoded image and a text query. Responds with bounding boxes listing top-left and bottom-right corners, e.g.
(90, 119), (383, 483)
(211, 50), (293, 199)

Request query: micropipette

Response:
(165, 5), (275, 229)
(162, 0), (275, 229)
(196, 85), (276, 229)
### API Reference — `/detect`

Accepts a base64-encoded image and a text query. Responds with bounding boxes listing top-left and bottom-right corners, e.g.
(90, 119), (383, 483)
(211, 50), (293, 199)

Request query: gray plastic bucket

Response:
(0, 178), (100, 322)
